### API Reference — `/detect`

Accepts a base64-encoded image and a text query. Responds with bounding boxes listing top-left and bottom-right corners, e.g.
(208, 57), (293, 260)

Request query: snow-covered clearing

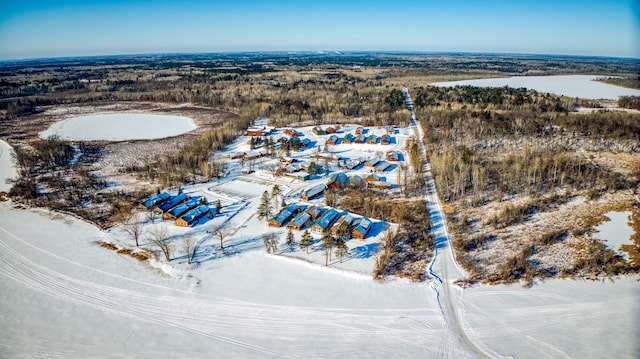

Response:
(0, 139), (17, 192)
(40, 113), (197, 141)
(431, 75), (640, 100)
(2, 201), (638, 358)
(2, 117), (639, 358)
(594, 211), (634, 260)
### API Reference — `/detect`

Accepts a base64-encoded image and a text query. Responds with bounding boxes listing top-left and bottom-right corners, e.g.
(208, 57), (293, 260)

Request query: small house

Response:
(269, 204), (301, 227)
(355, 126), (364, 135)
(155, 193), (189, 213)
(140, 192), (171, 210)
(366, 174), (386, 183)
(326, 135), (338, 145)
(355, 134), (367, 143)
(312, 208), (340, 234)
(386, 151), (401, 162)
(284, 129), (302, 137)
(342, 133), (355, 144)
(329, 213), (348, 234)
(326, 172), (349, 190)
(312, 127), (326, 135)
(306, 206), (324, 220)
(348, 175), (366, 190)
(365, 158), (380, 168)
(287, 212), (312, 230)
(163, 199), (199, 220)
(344, 158), (362, 170)
(299, 138), (312, 148)
(301, 183), (326, 201)
(374, 161), (393, 173)
(246, 127), (266, 137)
(331, 214), (360, 237)
(175, 205), (212, 227)
(381, 134), (393, 145)
(326, 127), (337, 134)
(366, 135), (378, 144)
(351, 217), (373, 240)
(284, 171), (311, 181)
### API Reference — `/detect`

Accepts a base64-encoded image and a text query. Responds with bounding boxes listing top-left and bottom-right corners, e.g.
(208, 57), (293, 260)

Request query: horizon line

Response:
(2, 50), (639, 63)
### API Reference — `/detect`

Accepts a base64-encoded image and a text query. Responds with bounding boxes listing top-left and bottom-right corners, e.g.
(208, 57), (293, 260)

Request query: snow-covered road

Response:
(404, 87), (497, 358)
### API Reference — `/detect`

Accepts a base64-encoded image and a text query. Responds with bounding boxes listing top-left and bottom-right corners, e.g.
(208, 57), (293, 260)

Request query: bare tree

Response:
(148, 225), (172, 262)
(211, 221), (234, 250)
(147, 209), (158, 224)
(263, 232), (279, 254)
(122, 216), (144, 247)
(183, 234), (197, 264)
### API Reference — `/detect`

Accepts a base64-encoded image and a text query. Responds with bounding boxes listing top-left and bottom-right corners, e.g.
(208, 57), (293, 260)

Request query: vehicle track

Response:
(404, 88), (498, 359)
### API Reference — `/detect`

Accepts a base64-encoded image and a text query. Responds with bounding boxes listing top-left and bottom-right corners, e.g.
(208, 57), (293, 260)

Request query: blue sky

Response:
(0, 0), (638, 60)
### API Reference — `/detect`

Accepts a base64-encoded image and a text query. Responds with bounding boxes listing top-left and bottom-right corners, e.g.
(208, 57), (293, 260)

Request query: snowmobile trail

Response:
(405, 88), (498, 359)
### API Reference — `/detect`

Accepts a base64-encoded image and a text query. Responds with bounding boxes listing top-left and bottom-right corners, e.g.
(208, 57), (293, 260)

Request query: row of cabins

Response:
(326, 133), (394, 146)
(298, 172), (391, 203)
(140, 192), (215, 227)
(268, 204), (373, 240)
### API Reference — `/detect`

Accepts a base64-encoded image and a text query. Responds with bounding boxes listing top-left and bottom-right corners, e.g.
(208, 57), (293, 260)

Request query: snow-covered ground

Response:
(1, 202), (638, 358)
(0, 139), (18, 192)
(2, 122), (639, 358)
(40, 113), (197, 141)
(431, 75), (640, 100)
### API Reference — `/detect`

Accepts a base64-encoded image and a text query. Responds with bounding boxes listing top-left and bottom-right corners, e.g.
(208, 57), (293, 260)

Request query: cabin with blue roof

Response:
(140, 192), (171, 210)
(351, 217), (373, 240)
(155, 193), (189, 213)
(269, 204), (301, 227)
(163, 198), (199, 220)
(287, 212), (312, 230)
(175, 205), (212, 227)
(312, 208), (340, 234)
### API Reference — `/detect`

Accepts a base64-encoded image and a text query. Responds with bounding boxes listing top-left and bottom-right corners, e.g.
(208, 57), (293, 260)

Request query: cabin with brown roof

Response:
(246, 127), (266, 137)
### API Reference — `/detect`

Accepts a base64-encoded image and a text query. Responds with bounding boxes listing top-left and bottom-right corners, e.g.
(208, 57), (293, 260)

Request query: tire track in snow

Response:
(404, 88), (499, 359)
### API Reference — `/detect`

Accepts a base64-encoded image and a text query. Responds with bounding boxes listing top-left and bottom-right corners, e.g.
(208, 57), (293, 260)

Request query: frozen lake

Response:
(594, 211), (634, 260)
(431, 75), (640, 100)
(40, 113), (197, 141)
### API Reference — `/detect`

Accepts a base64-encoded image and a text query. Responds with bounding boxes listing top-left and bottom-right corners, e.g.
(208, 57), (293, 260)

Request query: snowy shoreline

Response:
(432, 75), (640, 100)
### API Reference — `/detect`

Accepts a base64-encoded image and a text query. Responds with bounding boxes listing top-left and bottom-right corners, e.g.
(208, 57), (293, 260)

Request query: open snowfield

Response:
(40, 113), (197, 141)
(431, 75), (640, 100)
(0, 139), (18, 192)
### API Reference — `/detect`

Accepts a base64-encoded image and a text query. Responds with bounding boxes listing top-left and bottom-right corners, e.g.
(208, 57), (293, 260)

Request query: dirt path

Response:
(404, 88), (499, 358)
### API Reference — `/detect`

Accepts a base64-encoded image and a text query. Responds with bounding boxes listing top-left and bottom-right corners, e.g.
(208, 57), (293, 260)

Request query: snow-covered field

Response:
(0, 139), (18, 192)
(40, 113), (197, 141)
(2, 123), (639, 358)
(431, 75), (640, 100)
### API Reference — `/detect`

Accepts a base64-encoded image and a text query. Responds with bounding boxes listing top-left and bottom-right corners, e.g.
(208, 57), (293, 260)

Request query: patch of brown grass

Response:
(100, 242), (118, 250)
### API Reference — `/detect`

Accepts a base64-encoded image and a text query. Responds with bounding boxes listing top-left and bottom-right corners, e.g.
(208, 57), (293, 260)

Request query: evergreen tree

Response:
(300, 230), (313, 254)
(285, 228), (296, 252)
(335, 237), (349, 263)
(257, 191), (273, 222)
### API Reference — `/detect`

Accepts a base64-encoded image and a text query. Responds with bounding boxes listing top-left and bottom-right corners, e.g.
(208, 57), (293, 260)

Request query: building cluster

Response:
(268, 203), (374, 240)
(140, 192), (216, 227)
